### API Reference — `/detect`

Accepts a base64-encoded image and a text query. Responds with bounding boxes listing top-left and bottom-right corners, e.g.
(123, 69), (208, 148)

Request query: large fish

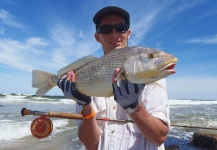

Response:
(32, 46), (177, 97)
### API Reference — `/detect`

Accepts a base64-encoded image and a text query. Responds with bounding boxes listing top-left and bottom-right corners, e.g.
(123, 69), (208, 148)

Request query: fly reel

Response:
(30, 116), (53, 139)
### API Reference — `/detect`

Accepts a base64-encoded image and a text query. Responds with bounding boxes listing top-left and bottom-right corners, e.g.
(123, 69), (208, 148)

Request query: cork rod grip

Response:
(48, 112), (83, 119)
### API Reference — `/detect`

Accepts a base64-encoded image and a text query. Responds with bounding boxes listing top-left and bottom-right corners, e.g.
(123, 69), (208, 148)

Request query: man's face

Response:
(95, 14), (131, 54)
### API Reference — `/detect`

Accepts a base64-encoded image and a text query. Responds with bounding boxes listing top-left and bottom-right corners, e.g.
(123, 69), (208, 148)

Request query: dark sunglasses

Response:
(97, 23), (129, 34)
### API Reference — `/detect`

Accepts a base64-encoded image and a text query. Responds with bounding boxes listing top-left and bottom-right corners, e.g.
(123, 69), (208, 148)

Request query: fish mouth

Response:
(159, 63), (176, 74)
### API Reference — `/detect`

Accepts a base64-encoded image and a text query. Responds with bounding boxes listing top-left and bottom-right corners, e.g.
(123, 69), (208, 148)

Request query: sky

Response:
(0, 0), (217, 100)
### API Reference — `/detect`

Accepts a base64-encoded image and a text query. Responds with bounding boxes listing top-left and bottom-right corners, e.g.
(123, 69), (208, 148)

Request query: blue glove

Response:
(112, 78), (145, 109)
(57, 77), (91, 106)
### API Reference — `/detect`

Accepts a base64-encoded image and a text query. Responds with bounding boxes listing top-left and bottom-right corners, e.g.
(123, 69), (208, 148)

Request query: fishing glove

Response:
(57, 77), (91, 106)
(112, 78), (145, 109)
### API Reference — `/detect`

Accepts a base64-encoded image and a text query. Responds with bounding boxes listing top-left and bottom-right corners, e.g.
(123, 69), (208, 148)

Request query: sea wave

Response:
(0, 118), (70, 141)
(0, 93), (75, 104)
(169, 99), (217, 105)
(1, 93), (217, 105)
(0, 120), (31, 141)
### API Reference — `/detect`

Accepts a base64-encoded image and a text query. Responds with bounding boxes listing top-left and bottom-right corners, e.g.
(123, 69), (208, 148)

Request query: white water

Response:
(0, 93), (216, 149)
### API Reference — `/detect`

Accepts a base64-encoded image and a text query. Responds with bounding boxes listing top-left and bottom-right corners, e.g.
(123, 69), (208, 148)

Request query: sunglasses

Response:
(97, 23), (129, 34)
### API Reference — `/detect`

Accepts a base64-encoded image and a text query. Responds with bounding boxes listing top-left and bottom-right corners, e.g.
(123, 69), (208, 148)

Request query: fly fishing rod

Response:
(21, 107), (133, 139)
(21, 108), (217, 139)
(170, 124), (217, 130)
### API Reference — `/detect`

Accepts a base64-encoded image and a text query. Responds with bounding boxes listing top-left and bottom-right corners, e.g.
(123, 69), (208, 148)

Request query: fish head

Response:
(123, 47), (178, 84)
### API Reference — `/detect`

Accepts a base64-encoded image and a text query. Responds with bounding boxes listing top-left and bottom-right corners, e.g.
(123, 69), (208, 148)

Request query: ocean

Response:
(0, 93), (216, 150)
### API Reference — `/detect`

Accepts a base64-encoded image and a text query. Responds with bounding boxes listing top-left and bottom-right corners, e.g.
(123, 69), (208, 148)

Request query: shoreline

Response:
(0, 124), (216, 150)
(165, 128), (217, 150)
(1, 94), (216, 150)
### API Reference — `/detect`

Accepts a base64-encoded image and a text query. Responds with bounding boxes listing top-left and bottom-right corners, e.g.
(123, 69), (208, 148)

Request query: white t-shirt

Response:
(76, 79), (170, 150)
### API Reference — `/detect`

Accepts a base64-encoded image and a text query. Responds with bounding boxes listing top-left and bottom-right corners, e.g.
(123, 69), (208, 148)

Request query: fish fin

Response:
(57, 55), (98, 76)
(115, 69), (124, 81)
(32, 70), (59, 96)
(115, 70), (125, 87)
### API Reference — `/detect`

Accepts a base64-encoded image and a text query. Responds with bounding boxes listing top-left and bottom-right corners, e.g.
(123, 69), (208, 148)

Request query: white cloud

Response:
(49, 24), (76, 48)
(79, 30), (84, 38)
(165, 0), (205, 20)
(0, 9), (26, 28)
(197, 9), (217, 20)
(0, 19), (101, 75)
(182, 35), (217, 44)
(128, 2), (169, 46)
(0, 37), (55, 73)
(48, 23), (101, 67)
(26, 37), (47, 46)
(130, 10), (158, 46)
(128, 1), (204, 46)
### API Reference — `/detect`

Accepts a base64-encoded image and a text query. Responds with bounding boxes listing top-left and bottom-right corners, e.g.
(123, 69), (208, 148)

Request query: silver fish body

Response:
(53, 46), (177, 97)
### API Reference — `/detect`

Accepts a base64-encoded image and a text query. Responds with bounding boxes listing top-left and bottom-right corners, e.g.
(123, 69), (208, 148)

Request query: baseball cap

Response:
(93, 6), (130, 30)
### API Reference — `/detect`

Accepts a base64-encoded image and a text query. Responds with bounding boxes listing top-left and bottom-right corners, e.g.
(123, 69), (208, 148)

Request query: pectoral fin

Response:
(115, 69), (125, 87)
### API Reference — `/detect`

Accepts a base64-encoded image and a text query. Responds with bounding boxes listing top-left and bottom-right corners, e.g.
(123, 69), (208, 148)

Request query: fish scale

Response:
(32, 46), (177, 97)
(74, 48), (130, 96)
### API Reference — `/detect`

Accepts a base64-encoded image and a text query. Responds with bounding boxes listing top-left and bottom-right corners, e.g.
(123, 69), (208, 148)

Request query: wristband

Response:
(81, 110), (95, 120)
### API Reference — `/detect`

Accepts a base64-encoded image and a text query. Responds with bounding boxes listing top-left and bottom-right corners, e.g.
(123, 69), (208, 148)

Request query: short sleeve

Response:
(139, 79), (170, 125)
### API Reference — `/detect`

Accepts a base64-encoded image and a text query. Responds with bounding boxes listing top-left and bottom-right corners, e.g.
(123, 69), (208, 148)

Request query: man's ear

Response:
(127, 29), (131, 40)
(95, 33), (100, 42)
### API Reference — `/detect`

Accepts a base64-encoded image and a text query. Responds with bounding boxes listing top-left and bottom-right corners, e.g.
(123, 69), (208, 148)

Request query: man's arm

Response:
(112, 68), (169, 146)
(130, 104), (168, 146)
(57, 71), (100, 150)
(78, 103), (100, 150)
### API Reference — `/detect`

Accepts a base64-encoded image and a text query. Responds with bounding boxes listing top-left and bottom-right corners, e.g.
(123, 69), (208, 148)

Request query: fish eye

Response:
(149, 53), (157, 59)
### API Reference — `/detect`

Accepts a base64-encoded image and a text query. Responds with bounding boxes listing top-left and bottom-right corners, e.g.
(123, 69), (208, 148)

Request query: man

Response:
(58, 6), (170, 150)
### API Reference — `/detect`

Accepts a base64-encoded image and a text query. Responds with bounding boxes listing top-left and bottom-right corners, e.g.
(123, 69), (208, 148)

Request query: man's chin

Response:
(113, 46), (123, 50)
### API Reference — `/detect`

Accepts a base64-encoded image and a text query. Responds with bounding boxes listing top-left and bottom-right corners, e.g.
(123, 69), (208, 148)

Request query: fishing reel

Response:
(30, 116), (53, 139)
(21, 108), (53, 139)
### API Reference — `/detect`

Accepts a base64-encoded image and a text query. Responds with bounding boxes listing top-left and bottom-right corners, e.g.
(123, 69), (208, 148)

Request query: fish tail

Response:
(32, 70), (59, 96)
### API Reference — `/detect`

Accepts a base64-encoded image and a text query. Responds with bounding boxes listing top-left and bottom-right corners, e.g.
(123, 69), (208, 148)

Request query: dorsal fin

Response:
(57, 55), (97, 76)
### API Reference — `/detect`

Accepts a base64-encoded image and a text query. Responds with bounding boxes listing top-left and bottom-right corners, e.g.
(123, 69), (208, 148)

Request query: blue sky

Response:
(0, 0), (217, 100)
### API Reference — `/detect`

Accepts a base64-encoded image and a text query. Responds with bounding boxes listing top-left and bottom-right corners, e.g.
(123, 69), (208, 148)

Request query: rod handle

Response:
(21, 108), (30, 116)
(48, 112), (83, 119)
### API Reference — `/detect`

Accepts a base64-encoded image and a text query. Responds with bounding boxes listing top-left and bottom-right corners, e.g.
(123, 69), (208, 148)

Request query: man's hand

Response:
(112, 68), (145, 109)
(57, 71), (91, 106)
